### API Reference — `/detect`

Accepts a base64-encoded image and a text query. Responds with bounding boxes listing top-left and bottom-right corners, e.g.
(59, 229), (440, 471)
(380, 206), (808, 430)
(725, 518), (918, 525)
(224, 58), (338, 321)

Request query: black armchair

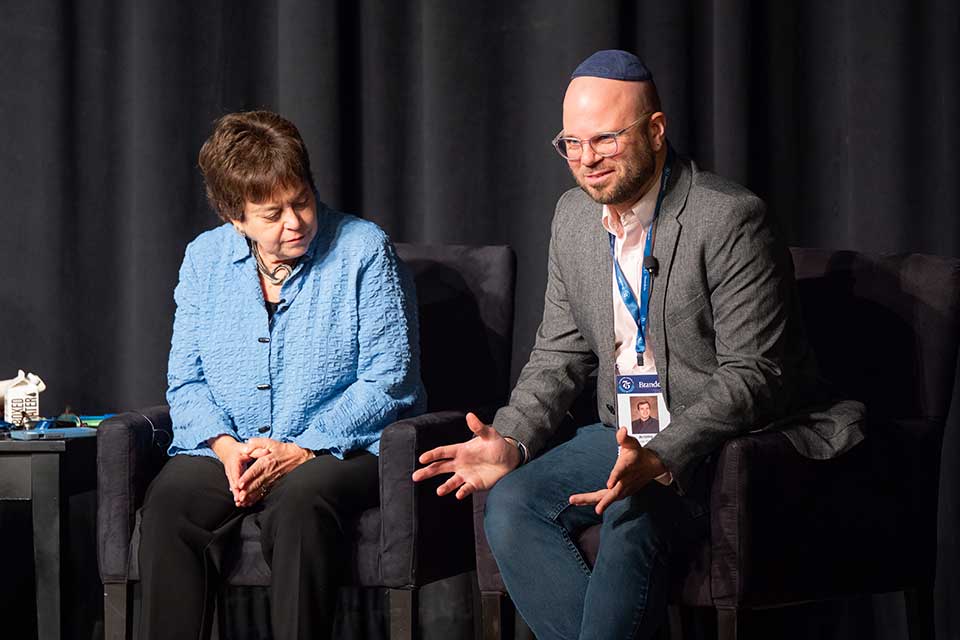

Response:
(474, 248), (960, 639)
(98, 243), (516, 640)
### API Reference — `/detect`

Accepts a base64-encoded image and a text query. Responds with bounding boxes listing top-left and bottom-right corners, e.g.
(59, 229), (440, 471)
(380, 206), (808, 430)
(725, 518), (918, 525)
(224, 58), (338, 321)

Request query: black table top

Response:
(0, 437), (96, 453)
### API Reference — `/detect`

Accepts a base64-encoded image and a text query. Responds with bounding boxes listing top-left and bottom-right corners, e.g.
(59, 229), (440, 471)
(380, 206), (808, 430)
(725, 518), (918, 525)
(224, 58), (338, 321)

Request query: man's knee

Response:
(483, 470), (532, 553)
(601, 487), (695, 556)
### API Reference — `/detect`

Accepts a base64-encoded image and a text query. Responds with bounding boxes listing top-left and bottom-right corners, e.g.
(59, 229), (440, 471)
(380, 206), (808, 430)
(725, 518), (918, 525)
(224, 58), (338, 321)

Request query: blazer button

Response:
(606, 403), (615, 413)
(258, 425), (270, 434)
(256, 383), (271, 390)
(258, 337), (270, 343)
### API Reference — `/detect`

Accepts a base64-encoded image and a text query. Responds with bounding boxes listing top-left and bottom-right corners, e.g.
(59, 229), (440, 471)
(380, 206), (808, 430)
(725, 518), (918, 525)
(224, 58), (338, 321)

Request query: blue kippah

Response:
(571, 49), (653, 82)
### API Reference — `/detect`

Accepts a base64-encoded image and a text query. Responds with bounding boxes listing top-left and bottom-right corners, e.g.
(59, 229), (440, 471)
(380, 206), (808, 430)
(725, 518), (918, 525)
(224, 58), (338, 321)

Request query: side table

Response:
(0, 436), (97, 640)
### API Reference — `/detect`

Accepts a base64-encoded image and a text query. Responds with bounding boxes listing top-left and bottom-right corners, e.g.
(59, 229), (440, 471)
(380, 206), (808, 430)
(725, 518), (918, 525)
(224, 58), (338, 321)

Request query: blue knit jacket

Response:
(166, 207), (425, 458)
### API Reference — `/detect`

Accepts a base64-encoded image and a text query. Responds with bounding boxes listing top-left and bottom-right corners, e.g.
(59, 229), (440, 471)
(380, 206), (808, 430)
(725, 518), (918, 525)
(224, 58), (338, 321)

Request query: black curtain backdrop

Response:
(1, 1), (958, 639)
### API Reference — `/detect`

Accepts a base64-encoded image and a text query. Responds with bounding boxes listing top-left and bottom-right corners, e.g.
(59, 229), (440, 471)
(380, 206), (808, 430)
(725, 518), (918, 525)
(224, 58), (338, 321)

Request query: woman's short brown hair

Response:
(198, 111), (317, 222)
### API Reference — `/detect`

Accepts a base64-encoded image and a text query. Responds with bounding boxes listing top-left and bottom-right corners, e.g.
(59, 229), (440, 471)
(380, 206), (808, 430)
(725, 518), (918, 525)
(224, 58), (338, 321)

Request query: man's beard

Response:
(574, 135), (657, 206)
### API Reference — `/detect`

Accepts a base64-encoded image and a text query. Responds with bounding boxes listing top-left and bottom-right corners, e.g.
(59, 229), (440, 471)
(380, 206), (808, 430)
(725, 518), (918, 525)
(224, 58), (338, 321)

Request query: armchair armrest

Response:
(379, 410), (475, 587)
(708, 418), (940, 609)
(471, 489), (504, 594)
(97, 406), (172, 583)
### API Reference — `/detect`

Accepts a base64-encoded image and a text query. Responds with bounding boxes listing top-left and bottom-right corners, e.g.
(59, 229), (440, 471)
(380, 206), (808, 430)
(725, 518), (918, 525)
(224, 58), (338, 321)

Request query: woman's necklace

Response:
(251, 241), (294, 286)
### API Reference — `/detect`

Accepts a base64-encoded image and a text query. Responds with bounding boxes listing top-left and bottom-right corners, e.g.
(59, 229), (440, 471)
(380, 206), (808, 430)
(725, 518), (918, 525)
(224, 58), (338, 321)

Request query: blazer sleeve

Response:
(492, 195), (599, 456)
(644, 195), (808, 493)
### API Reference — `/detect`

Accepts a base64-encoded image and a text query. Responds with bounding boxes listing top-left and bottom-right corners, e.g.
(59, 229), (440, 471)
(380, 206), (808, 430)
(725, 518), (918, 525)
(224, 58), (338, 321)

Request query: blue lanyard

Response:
(608, 148), (673, 365)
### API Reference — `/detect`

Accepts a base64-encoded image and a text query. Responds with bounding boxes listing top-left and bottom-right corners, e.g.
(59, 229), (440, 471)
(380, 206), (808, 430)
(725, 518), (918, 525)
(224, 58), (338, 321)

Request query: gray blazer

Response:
(493, 155), (864, 493)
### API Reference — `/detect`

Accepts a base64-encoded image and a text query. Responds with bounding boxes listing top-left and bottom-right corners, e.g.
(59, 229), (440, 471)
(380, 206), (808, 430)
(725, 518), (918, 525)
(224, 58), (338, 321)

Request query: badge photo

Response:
(615, 374), (671, 446)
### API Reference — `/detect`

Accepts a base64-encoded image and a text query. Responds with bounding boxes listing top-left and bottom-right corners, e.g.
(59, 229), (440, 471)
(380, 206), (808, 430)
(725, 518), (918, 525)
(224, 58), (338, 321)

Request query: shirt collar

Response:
(600, 165), (663, 239)
(229, 225), (252, 263)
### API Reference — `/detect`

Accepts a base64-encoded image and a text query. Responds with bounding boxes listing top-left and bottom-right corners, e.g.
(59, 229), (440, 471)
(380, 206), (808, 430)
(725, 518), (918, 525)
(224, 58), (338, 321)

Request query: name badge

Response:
(615, 374), (671, 446)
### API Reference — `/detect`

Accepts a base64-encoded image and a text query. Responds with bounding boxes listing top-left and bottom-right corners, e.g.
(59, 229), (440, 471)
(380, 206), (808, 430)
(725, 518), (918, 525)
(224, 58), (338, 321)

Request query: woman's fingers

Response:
(237, 456), (268, 490)
(235, 465), (276, 506)
(240, 437), (275, 458)
(224, 454), (248, 497)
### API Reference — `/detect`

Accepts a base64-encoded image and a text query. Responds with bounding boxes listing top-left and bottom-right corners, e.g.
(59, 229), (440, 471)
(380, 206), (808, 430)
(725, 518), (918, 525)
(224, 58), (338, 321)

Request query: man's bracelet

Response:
(502, 436), (529, 466)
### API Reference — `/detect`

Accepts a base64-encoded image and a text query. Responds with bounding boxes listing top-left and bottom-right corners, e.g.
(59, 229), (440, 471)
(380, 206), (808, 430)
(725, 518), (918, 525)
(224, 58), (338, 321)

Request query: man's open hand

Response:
(412, 412), (521, 499)
(568, 427), (666, 514)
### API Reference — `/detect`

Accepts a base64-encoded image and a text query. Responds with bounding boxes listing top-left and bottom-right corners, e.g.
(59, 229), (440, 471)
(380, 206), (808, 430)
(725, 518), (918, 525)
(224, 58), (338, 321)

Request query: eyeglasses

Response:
(551, 112), (653, 161)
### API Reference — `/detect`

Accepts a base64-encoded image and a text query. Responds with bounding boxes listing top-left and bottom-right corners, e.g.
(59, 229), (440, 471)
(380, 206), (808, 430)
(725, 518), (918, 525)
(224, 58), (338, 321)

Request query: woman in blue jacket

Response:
(137, 111), (425, 639)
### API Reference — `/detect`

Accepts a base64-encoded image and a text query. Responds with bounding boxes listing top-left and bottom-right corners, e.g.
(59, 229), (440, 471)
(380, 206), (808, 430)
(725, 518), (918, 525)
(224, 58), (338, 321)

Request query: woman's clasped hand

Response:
(209, 435), (315, 506)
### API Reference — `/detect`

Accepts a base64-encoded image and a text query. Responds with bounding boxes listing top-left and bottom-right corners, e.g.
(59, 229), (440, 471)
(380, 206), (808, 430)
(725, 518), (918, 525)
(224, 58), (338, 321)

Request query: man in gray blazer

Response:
(414, 50), (862, 640)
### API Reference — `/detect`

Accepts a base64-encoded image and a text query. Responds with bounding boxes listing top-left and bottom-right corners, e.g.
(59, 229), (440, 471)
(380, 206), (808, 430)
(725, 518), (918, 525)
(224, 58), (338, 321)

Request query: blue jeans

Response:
(484, 423), (708, 640)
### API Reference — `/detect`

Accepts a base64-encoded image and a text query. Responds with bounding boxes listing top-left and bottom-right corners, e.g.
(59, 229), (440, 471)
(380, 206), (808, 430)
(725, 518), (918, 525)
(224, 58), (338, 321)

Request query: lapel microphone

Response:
(643, 255), (659, 276)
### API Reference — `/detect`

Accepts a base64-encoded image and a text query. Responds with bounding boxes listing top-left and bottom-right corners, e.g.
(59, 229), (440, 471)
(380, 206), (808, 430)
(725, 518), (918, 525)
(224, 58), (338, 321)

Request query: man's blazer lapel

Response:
(587, 213), (614, 361)
(566, 194), (614, 359)
(650, 155), (692, 400)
